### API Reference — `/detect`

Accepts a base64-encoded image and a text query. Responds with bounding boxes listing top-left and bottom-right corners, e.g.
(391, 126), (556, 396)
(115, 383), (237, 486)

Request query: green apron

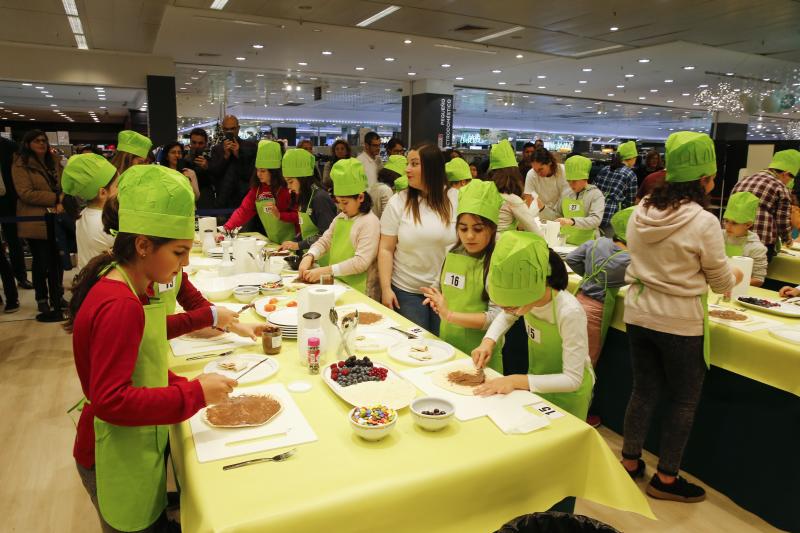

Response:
(631, 280), (711, 367)
(438, 252), (503, 373)
(152, 267), (183, 316)
(725, 241), (744, 257)
(523, 291), (594, 419)
(329, 216), (367, 294)
(93, 264), (170, 531)
(256, 195), (296, 245)
(573, 241), (627, 345)
(299, 187), (329, 266)
(560, 194), (595, 245)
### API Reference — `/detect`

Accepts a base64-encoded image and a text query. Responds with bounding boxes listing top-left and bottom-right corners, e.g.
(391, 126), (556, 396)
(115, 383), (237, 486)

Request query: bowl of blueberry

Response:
(410, 397), (455, 432)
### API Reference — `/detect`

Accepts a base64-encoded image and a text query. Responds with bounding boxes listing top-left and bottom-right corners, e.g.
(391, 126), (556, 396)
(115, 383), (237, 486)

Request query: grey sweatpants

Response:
(621, 324), (707, 476)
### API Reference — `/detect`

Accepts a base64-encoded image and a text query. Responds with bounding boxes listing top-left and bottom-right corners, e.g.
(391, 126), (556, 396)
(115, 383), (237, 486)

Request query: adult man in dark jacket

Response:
(208, 115), (257, 209)
(183, 127), (215, 210)
(0, 136), (31, 289)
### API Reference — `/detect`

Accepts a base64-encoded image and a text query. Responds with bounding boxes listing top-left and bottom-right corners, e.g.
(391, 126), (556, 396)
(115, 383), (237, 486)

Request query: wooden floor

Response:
(0, 312), (784, 533)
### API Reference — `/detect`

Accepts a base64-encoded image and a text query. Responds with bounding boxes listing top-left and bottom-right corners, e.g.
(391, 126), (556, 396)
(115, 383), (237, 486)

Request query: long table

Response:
(168, 273), (653, 532)
(766, 251), (800, 285)
(568, 275), (800, 531)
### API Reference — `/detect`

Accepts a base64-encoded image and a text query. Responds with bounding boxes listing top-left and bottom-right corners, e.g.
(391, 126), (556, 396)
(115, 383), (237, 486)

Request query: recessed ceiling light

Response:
(321, 50), (332, 55)
(234, 84), (242, 88)
(455, 76), (464, 80)
(21, 83), (32, 86)
(384, 57), (395, 62)
(53, 109), (60, 112)
(35, 86), (45, 90)
(198, 70), (207, 73)
(359, 81), (367, 84)
(578, 80), (587, 84)
(609, 26), (619, 31)
(650, 89), (658, 92)
(252, 44), (263, 49)
(638, 58), (650, 63)
(50, 104), (57, 107)
(403, 39), (412, 44)
(616, 84), (625, 88)
(624, 74), (635, 78)
(725, 72), (735, 76)
(355, 66), (365, 71)
(441, 63), (451, 68)
(491, 69), (502, 74)
(574, 89), (582, 93)
(408, 72), (416, 76)
(487, 92), (494, 95)
(99, 106), (106, 109)
(185, 82), (192, 86)
(356, 5), (401, 27)
(235, 57), (246, 61)
(682, 92), (690, 96)
(683, 65), (695, 70)
(666, 99), (674, 103)
(498, 81), (506, 85)
(607, 93), (615, 96)
(516, 54), (523, 58)
(698, 84), (708, 88)
(638, 96), (646, 100)
(256, 73), (264, 77)
(537, 75), (546, 79)
(297, 62), (308, 66)
(537, 86), (546, 89)
(664, 79), (673, 83)
(45, 95), (53, 98)
(692, 102), (700, 106)
(582, 68), (592, 72)
(762, 78), (770, 81)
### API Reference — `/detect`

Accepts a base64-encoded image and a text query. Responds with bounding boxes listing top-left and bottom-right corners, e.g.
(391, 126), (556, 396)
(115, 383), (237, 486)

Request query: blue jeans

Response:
(392, 285), (440, 336)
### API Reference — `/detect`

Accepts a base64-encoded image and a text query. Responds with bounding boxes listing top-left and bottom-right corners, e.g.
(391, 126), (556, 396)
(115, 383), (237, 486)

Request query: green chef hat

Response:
(487, 231), (551, 306)
(117, 165), (196, 240)
(282, 148), (316, 178)
(489, 139), (517, 170)
(446, 157), (473, 182)
(723, 192), (760, 224)
(457, 179), (504, 225)
(331, 158), (368, 196)
(610, 206), (635, 243)
(665, 131), (716, 183)
(61, 153), (117, 201)
(564, 155), (592, 181)
(394, 175), (408, 191)
(384, 155), (407, 177)
(117, 130), (152, 159)
(769, 149), (800, 176)
(617, 141), (637, 161)
(255, 140), (282, 169)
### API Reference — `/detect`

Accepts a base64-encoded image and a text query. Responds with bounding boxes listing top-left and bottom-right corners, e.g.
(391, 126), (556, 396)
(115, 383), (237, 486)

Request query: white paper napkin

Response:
(486, 403), (551, 434)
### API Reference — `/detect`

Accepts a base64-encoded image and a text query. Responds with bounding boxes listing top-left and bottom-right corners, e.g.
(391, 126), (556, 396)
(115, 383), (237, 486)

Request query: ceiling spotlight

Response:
(664, 79), (673, 83)
(516, 54), (523, 58)
(298, 62), (308, 66)
(582, 68), (592, 72)
(498, 81), (506, 85)
(537, 86), (546, 89)
(578, 80), (587, 84)
(455, 76), (464, 80)
(384, 57), (395, 62)
(252, 44), (263, 49)
(574, 89), (582, 93)
(725, 72), (734, 76)
(355, 66), (365, 71)
(492, 69), (502, 73)
(638, 96), (646, 100)
(198, 70), (207, 73)
(403, 39), (412, 44)
(321, 50), (332, 55)
(609, 26), (619, 31)
(638, 58), (650, 63)
(698, 84), (708, 88)
(683, 65), (695, 70)
(682, 92), (690, 96)
(408, 72), (416, 76)
(624, 74), (635, 78)
(441, 63), (451, 68)
(22, 83), (32, 86)
(235, 57), (246, 61)
(616, 84), (625, 88)
(650, 89), (658, 92)
(607, 93), (615, 96)
(537, 75), (546, 79)
(666, 100), (674, 103)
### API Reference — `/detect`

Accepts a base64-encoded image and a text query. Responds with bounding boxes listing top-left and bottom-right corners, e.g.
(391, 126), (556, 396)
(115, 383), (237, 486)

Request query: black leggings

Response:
(27, 238), (63, 308)
(621, 324), (707, 476)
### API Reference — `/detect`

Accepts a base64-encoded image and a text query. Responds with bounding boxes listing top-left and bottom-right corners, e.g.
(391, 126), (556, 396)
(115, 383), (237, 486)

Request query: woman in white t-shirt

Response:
(523, 148), (568, 213)
(379, 145), (458, 335)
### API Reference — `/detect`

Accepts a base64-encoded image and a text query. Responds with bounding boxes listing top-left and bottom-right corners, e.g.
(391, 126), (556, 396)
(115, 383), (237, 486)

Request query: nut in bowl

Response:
(410, 397), (455, 432)
(349, 405), (397, 441)
(233, 286), (260, 303)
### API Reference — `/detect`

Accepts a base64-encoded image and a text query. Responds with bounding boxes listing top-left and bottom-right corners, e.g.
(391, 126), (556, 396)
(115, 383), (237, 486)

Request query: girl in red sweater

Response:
(67, 165), (237, 532)
(222, 140), (299, 244)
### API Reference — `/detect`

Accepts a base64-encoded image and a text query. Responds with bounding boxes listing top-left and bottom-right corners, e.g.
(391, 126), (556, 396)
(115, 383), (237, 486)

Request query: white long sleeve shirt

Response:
(76, 207), (115, 269)
(484, 290), (594, 394)
(499, 193), (544, 235)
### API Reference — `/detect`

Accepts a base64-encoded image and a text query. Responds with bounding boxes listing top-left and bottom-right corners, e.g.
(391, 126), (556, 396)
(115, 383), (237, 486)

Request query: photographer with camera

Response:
(183, 128), (215, 209)
(208, 115), (256, 210)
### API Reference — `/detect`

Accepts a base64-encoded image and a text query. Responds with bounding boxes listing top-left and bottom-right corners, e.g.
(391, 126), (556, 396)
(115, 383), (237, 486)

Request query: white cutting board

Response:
(188, 383), (317, 463)
(401, 363), (543, 421)
(169, 333), (258, 357)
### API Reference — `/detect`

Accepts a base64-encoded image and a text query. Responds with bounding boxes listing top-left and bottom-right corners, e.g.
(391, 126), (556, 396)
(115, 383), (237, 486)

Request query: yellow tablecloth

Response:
(169, 280), (653, 532)
(569, 276), (800, 396)
(767, 252), (800, 285)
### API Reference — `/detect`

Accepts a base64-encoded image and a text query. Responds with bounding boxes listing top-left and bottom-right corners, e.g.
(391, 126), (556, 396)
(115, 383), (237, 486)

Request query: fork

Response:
(222, 448), (297, 470)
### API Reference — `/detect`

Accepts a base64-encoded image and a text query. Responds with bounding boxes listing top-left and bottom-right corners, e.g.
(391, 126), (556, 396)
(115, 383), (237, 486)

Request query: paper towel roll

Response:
(544, 221), (561, 247)
(198, 216), (217, 236)
(298, 286), (338, 359)
(729, 256), (753, 300)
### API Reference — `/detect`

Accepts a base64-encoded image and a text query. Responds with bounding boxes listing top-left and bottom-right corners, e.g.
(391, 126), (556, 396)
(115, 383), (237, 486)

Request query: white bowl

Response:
(349, 408), (397, 441)
(193, 277), (236, 301)
(410, 397), (455, 432)
(233, 286), (259, 303)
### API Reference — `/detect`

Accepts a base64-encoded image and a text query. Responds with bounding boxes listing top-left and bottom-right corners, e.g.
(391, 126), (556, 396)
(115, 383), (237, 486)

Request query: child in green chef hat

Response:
(471, 231), (595, 419)
(421, 179), (506, 371)
(722, 191), (768, 286)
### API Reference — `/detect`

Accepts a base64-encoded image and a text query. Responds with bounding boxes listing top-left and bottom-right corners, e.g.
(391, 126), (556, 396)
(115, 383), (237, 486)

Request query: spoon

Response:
(329, 308), (352, 359)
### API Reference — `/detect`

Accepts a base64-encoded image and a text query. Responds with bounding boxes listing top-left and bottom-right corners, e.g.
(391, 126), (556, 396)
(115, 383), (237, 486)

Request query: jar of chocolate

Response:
(261, 326), (282, 355)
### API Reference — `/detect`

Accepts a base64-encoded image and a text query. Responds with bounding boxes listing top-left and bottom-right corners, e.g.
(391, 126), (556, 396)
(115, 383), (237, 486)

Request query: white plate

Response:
(203, 354), (279, 385)
(769, 326), (800, 344)
(736, 297), (800, 318)
(253, 296), (294, 319)
(351, 330), (407, 353)
(322, 361), (417, 409)
(552, 245), (577, 256)
(388, 339), (456, 366)
(189, 257), (222, 270)
(266, 307), (299, 327)
(236, 272), (282, 287)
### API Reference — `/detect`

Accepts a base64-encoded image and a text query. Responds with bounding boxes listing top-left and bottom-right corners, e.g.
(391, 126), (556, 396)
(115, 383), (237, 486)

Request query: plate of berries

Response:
(737, 296), (800, 318)
(323, 356), (418, 410)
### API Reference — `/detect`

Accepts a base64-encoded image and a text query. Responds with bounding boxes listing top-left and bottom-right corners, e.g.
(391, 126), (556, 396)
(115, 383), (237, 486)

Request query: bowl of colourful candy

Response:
(349, 405), (397, 441)
(410, 397), (455, 432)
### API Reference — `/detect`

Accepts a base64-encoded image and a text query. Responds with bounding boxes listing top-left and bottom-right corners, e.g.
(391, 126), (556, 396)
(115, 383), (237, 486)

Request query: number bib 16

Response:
(443, 272), (465, 290)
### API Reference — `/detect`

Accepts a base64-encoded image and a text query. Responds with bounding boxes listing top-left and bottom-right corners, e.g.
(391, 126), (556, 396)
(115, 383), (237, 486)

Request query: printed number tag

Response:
(568, 204), (580, 212)
(158, 278), (175, 294)
(525, 323), (542, 344)
(443, 272), (465, 290)
(532, 402), (564, 419)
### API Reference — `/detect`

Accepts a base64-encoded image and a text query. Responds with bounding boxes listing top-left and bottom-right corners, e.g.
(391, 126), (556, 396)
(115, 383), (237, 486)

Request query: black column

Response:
(146, 75), (177, 147)
(710, 118), (749, 207)
(401, 93), (453, 148)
